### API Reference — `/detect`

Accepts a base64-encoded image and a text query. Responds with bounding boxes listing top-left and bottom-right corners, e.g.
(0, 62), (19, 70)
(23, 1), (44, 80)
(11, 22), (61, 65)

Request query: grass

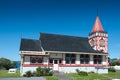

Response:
(0, 70), (20, 78)
(66, 72), (120, 80)
(46, 76), (58, 80)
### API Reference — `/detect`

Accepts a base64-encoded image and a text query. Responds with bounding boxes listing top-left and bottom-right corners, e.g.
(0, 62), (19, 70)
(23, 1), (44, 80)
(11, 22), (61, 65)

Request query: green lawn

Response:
(66, 72), (120, 80)
(0, 70), (20, 78)
(46, 76), (58, 80)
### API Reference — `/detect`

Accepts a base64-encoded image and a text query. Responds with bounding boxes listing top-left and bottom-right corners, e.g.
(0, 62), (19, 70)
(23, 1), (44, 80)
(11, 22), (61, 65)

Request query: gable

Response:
(20, 38), (42, 51)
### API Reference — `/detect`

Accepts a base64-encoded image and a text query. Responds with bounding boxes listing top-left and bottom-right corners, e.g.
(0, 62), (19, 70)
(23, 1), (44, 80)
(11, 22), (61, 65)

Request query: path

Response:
(0, 77), (46, 80)
(54, 71), (74, 80)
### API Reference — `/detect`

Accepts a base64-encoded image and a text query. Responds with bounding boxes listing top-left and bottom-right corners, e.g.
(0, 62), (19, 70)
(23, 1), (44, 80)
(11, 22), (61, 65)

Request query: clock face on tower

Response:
(99, 38), (105, 47)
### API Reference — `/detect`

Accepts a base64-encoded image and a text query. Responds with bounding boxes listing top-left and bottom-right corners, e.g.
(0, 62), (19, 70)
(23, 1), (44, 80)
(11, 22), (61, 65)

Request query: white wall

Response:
(22, 66), (52, 75)
(102, 55), (107, 65)
(50, 53), (62, 58)
(76, 54), (80, 64)
(59, 66), (108, 74)
(43, 56), (48, 64)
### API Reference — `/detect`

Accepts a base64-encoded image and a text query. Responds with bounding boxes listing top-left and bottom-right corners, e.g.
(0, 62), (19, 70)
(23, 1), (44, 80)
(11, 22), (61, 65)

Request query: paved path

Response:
(0, 77), (46, 80)
(54, 71), (74, 80)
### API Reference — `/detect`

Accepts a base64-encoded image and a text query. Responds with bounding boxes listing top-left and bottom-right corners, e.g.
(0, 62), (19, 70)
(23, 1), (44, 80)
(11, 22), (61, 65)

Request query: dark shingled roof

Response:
(40, 33), (100, 53)
(20, 38), (42, 51)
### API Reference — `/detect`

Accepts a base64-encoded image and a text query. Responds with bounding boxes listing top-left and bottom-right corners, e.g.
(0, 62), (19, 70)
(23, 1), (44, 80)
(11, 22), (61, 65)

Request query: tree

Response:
(0, 58), (17, 70)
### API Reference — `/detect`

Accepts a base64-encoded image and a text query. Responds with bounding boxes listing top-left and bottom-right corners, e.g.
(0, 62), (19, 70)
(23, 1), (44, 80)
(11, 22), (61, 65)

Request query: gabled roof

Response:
(40, 33), (100, 53)
(20, 38), (42, 51)
(92, 16), (104, 33)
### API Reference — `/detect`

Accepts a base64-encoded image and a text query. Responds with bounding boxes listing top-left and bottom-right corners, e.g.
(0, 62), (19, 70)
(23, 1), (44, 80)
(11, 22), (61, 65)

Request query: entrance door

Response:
(53, 59), (59, 71)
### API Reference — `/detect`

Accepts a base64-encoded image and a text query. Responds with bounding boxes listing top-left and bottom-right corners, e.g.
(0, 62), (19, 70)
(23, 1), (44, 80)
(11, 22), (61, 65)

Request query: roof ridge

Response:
(21, 38), (39, 41)
(40, 32), (88, 39)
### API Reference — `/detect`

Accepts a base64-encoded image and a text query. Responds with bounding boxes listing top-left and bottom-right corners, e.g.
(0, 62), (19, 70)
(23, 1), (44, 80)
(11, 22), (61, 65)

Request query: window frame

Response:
(30, 56), (43, 64)
(80, 54), (90, 64)
(65, 54), (76, 64)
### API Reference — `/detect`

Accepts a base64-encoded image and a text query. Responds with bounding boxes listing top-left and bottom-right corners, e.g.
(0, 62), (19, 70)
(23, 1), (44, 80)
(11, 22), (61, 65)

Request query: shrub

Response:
(36, 67), (43, 76)
(36, 67), (52, 76)
(108, 68), (116, 72)
(76, 69), (88, 76)
(48, 72), (53, 76)
(88, 71), (95, 74)
(25, 71), (32, 77)
(32, 71), (37, 77)
(23, 67), (53, 77)
(78, 71), (88, 76)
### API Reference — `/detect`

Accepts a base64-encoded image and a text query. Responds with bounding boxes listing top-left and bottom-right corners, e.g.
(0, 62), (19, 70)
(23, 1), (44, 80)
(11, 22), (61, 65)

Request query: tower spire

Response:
(91, 16), (104, 33)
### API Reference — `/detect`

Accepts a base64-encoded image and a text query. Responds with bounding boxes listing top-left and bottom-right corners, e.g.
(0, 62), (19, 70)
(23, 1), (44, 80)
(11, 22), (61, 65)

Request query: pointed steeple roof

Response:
(91, 16), (104, 33)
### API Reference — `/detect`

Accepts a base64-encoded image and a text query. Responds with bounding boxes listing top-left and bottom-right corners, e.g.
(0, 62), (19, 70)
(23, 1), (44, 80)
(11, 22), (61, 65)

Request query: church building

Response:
(20, 16), (109, 75)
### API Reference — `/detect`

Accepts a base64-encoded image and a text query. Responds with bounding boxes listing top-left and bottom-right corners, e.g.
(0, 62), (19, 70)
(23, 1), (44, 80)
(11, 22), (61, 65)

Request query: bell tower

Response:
(89, 16), (108, 53)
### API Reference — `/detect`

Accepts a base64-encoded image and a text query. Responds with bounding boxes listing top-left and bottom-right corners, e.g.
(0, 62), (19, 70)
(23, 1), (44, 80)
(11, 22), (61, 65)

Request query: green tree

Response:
(0, 58), (17, 70)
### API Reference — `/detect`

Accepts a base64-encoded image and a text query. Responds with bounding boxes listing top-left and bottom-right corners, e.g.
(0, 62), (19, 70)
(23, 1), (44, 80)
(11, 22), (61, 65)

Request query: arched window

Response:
(90, 39), (95, 47)
(99, 38), (105, 47)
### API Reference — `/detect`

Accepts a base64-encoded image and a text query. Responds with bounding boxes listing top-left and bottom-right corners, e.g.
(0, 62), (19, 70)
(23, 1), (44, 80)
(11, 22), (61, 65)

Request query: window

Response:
(80, 54), (84, 64)
(94, 55), (102, 64)
(49, 59), (53, 64)
(54, 60), (58, 64)
(80, 54), (90, 64)
(99, 38), (105, 47)
(31, 57), (36, 63)
(90, 39), (95, 47)
(31, 56), (43, 64)
(65, 54), (70, 64)
(59, 60), (62, 64)
(37, 57), (42, 63)
(71, 54), (76, 64)
(65, 54), (76, 64)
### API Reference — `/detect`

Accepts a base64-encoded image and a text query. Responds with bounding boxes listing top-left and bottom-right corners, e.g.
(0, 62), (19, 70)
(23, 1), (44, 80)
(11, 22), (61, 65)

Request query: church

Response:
(20, 16), (109, 75)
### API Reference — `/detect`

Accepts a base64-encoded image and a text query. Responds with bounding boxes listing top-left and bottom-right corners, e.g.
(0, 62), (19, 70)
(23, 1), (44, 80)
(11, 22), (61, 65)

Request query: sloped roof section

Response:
(92, 16), (104, 33)
(20, 38), (42, 51)
(40, 33), (100, 53)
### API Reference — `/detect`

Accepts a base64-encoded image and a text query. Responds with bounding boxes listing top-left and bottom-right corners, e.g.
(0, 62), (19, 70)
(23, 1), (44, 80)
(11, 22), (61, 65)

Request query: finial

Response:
(97, 8), (98, 16)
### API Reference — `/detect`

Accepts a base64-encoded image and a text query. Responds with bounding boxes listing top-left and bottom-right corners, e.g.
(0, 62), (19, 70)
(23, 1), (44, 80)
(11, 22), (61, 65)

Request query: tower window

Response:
(90, 39), (95, 47)
(99, 38), (105, 47)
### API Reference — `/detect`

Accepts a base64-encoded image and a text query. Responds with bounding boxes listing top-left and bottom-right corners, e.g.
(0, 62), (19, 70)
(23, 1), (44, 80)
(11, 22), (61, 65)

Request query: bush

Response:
(76, 69), (88, 76)
(25, 71), (32, 77)
(36, 67), (43, 76)
(110, 61), (120, 66)
(24, 67), (53, 77)
(108, 68), (116, 72)
(32, 71), (37, 77)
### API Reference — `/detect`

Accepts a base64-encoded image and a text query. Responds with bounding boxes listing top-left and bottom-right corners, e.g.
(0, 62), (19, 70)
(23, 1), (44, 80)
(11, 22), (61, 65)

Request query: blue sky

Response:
(0, 0), (120, 61)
